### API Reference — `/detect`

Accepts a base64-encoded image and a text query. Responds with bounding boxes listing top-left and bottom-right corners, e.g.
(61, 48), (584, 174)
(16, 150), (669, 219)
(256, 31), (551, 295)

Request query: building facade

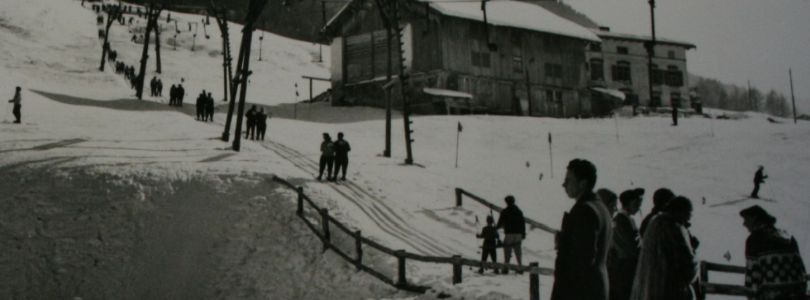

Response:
(587, 28), (696, 111)
(324, 0), (600, 117)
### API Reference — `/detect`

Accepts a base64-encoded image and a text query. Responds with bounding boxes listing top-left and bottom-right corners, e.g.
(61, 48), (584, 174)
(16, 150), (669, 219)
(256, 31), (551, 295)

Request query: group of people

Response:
(149, 76), (163, 98)
(244, 105), (270, 141)
(473, 159), (805, 300)
(548, 159), (805, 300)
(195, 90), (215, 122)
(317, 132), (351, 181)
(168, 83), (186, 106)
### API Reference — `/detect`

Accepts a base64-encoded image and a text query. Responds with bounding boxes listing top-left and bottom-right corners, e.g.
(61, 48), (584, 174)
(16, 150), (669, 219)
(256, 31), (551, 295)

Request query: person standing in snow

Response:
(332, 132), (351, 181)
(177, 83), (185, 106)
(496, 195), (526, 274)
(8, 86), (22, 123)
(205, 92), (214, 122)
(739, 205), (807, 300)
(477, 215), (501, 274)
(640, 187), (675, 237)
(196, 90), (206, 121)
(245, 105), (257, 140)
(750, 166), (768, 199)
(609, 189), (644, 300)
(255, 108), (267, 140)
(317, 133), (335, 181)
(169, 84), (177, 106)
(630, 196), (699, 300)
(551, 159), (611, 300)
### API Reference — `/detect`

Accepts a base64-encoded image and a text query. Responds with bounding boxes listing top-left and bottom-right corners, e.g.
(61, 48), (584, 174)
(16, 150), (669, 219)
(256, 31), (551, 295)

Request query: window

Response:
(651, 64), (663, 85)
(513, 55), (523, 74)
(668, 50), (675, 59)
(471, 51), (490, 68)
(589, 58), (604, 81)
(617, 46), (629, 54)
(545, 63), (563, 78)
(589, 43), (601, 52)
(666, 65), (683, 87)
(611, 61), (631, 82)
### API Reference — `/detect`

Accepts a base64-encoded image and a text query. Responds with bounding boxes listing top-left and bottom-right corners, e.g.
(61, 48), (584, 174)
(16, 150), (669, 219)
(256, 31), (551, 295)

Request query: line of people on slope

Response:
(474, 158), (806, 300)
(244, 105), (269, 141)
(317, 132), (351, 181)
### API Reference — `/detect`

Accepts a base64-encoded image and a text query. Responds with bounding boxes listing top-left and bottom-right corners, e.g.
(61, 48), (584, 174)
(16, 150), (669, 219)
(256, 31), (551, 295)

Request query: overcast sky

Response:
(564, 0), (810, 114)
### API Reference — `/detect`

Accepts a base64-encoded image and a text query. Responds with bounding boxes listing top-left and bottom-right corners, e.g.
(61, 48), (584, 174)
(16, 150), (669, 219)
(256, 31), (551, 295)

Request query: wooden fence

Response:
(455, 188), (559, 235)
(698, 261), (810, 299)
(273, 176), (554, 299)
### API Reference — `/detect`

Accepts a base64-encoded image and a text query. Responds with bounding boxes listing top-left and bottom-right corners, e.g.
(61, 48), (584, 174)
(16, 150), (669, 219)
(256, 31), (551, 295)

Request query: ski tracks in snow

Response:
(260, 141), (457, 257)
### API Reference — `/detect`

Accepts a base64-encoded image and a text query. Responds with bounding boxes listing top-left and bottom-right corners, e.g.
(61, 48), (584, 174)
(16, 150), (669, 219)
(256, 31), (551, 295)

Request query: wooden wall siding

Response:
(344, 29), (401, 83)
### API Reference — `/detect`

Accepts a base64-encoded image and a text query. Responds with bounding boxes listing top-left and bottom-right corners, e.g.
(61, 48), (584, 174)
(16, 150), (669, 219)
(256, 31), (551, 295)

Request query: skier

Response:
(332, 132), (351, 181)
(317, 133), (334, 181)
(476, 215), (500, 274)
(495, 195), (526, 274)
(750, 166), (767, 199)
(8, 86), (22, 123)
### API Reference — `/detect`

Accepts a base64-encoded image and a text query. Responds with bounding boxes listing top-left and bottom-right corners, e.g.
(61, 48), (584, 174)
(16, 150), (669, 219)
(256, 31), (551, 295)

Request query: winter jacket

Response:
(334, 139), (351, 159)
(551, 191), (612, 300)
(745, 227), (807, 300)
(320, 141), (335, 157)
(496, 205), (526, 237)
(630, 213), (698, 300)
(609, 211), (641, 300)
(8, 92), (20, 105)
(478, 225), (500, 249)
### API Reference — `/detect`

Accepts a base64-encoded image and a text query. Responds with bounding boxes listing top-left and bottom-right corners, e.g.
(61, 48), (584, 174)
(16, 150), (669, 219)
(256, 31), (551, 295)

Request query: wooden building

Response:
(323, 0), (600, 117)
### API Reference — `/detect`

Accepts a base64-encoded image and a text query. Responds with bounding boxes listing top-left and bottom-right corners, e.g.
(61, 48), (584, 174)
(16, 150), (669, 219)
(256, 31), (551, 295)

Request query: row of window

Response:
(589, 44), (677, 59)
(590, 59), (683, 87)
(471, 51), (566, 79)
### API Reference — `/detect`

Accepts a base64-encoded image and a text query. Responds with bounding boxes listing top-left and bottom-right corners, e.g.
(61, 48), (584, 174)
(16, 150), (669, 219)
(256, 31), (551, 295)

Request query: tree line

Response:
(691, 74), (793, 117)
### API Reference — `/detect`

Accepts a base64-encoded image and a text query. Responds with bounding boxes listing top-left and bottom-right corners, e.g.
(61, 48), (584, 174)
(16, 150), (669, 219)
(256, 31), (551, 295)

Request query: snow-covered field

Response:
(0, 0), (808, 299)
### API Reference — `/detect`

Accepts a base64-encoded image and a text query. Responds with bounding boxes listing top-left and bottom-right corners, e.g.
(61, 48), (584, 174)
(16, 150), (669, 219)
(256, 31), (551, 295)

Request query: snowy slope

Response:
(1, 0), (809, 299)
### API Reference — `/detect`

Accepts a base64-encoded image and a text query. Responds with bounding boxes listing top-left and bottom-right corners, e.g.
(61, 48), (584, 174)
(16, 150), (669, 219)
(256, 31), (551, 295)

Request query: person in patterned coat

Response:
(740, 205), (807, 300)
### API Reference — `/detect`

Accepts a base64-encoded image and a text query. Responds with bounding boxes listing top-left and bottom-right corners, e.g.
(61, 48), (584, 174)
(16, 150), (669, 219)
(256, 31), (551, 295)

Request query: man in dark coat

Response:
(640, 187), (675, 237)
(255, 108), (267, 140)
(740, 205), (807, 300)
(196, 90), (206, 121)
(332, 132), (351, 181)
(609, 189), (644, 300)
(177, 84), (185, 106)
(551, 158), (612, 300)
(205, 92), (214, 122)
(245, 105), (257, 140)
(317, 133), (335, 181)
(496, 195), (526, 273)
(169, 84), (177, 106)
(750, 166), (767, 199)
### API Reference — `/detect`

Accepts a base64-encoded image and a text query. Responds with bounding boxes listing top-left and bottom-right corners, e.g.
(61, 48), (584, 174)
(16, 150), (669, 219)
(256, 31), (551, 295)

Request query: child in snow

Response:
(477, 215), (500, 274)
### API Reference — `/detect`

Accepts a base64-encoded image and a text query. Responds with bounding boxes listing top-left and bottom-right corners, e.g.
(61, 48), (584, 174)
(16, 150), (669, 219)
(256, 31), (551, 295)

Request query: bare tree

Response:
(231, 0), (269, 151)
(210, 2), (236, 141)
(135, 2), (163, 100)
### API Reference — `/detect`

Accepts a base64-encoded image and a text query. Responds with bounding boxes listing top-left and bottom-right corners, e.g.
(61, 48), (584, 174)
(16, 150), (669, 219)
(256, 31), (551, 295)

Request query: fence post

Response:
(321, 208), (331, 252)
(698, 261), (708, 300)
(455, 188), (463, 207)
(396, 250), (407, 288)
(452, 255), (462, 285)
(529, 262), (539, 300)
(296, 186), (304, 216)
(355, 230), (363, 271)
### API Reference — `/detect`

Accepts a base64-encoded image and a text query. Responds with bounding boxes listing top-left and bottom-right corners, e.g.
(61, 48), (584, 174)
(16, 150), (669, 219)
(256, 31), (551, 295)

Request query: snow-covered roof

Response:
(422, 0), (600, 42)
(594, 29), (696, 49)
(423, 87), (473, 99)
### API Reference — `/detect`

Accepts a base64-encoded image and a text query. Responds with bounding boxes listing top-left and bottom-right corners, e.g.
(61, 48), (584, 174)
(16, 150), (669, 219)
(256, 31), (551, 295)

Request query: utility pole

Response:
(211, 2), (235, 141)
(392, 0), (415, 164)
(374, 0), (394, 158)
(136, 3), (163, 100)
(646, 0), (657, 111)
(232, 0), (269, 151)
(789, 69), (797, 124)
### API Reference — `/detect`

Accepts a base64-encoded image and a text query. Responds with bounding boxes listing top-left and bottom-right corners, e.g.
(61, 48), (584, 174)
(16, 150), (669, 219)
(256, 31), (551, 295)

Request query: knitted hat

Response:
(739, 205), (776, 226)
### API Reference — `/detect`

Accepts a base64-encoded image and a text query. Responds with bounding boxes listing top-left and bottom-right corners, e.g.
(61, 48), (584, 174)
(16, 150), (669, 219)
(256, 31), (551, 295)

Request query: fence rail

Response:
(455, 188), (559, 235)
(273, 176), (553, 299)
(698, 261), (810, 299)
